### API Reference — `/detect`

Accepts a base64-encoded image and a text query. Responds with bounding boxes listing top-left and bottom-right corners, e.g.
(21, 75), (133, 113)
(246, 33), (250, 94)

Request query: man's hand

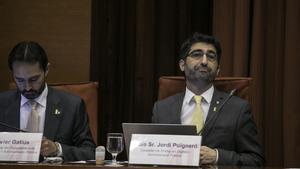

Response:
(200, 146), (217, 165)
(40, 137), (58, 157)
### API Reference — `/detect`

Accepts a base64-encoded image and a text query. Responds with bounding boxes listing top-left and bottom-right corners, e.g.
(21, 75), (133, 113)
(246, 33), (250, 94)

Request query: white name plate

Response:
(0, 132), (42, 162)
(129, 134), (201, 166)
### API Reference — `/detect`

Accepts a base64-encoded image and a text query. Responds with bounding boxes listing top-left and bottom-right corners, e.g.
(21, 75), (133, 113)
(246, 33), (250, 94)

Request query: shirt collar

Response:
(20, 84), (48, 107)
(183, 85), (214, 104)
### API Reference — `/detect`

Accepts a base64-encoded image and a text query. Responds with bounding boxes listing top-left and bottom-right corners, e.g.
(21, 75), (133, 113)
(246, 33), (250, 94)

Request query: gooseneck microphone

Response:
(198, 88), (237, 135)
(216, 88), (237, 112)
(0, 121), (27, 132)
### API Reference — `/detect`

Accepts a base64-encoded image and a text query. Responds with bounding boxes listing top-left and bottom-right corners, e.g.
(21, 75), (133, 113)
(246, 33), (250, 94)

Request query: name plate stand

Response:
(129, 134), (201, 166)
(0, 132), (42, 162)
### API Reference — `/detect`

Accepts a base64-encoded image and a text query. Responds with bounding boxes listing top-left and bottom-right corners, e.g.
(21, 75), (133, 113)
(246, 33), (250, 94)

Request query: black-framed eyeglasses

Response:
(186, 49), (217, 61)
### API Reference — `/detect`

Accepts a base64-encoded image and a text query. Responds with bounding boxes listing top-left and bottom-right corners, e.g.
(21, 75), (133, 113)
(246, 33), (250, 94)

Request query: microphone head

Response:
(230, 89), (237, 95)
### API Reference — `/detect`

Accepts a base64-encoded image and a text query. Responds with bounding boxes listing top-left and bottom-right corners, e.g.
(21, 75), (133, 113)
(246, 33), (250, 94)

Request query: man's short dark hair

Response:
(8, 41), (48, 71)
(179, 32), (222, 63)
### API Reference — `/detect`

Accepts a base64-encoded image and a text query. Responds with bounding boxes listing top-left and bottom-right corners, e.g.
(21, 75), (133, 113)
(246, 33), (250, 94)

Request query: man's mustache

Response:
(194, 65), (211, 72)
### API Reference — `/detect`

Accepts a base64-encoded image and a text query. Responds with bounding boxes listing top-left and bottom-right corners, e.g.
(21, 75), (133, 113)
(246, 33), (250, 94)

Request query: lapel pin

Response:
(54, 109), (61, 115)
(213, 107), (217, 112)
(216, 101), (220, 104)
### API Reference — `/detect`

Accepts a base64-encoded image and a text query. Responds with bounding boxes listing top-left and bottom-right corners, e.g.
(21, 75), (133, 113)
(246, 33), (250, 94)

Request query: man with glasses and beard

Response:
(0, 41), (95, 161)
(152, 33), (264, 166)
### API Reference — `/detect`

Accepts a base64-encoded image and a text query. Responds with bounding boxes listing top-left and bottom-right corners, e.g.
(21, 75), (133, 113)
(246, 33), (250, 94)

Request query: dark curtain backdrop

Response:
(91, 0), (300, 167)
(212, 0), (300, 167)
(90, 0), (212, 147)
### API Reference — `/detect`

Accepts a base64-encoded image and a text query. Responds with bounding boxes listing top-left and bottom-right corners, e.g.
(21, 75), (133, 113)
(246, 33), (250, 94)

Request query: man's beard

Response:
(185, 65), (218, 84)
(21, 83), (45, 100)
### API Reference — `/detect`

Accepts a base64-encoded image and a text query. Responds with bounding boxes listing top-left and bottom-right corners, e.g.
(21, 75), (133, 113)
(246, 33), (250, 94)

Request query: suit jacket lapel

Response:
(202, 88), (225, 137)
(43, 88), (62, 140)
(4, 91), (21, 130)
(172, 93), (184, 124)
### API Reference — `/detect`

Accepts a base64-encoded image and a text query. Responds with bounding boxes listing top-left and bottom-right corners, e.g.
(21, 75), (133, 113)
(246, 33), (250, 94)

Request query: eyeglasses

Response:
(186, 49), (217, 61)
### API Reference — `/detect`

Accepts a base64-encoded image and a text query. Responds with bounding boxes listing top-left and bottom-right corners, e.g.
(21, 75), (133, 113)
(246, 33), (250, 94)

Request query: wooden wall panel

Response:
(0, 0), (91, 92)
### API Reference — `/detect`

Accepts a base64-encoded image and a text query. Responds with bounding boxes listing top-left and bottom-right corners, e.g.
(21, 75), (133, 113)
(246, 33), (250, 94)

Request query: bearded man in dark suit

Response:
(0, 41), (95, 161)
(152, 33), (264, 166)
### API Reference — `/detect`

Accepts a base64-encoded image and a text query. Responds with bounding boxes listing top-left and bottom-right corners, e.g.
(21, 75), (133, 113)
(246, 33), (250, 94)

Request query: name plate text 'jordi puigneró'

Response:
(129, 134), (201, 166)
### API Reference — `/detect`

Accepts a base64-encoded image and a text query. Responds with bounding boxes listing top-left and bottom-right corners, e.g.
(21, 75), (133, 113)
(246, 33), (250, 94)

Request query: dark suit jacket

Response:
(152, 88), (264, 166)
(0, 87), (96, 161)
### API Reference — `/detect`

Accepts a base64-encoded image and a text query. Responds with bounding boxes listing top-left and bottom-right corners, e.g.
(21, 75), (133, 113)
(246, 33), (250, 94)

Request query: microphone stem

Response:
(0, 121), (27, 132)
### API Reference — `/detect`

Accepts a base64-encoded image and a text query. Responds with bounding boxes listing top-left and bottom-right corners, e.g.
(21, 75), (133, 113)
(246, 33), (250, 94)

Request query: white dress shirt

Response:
(20, 84), (48, 132)
(181, 85), (214, 125)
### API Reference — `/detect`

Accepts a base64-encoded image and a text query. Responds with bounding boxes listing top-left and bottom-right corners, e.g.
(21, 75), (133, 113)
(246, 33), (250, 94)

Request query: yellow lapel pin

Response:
(54, 109), (61, 115)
